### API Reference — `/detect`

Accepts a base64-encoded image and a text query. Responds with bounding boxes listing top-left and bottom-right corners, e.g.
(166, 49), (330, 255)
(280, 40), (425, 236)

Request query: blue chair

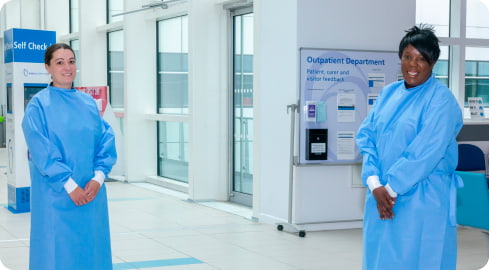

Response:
(456, 143), (487, 172)
(456, 171), (489, 230)
(456, 143), (489, 269)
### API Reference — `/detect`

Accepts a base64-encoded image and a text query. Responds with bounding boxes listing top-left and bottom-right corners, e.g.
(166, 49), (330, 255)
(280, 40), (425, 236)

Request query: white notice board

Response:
(299, 48), (401, 164)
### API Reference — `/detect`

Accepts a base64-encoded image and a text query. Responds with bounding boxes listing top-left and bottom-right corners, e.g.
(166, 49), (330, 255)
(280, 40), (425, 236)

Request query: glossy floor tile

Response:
(0, 148), (486, 269)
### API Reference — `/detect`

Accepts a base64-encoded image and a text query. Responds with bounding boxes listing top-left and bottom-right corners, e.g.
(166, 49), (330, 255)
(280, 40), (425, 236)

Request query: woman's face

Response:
(45, 48), (76, 89)
(401, 44), (434, 89)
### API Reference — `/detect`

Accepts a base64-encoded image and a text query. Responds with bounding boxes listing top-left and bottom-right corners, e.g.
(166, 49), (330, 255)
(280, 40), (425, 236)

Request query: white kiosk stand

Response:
(4, 28), (55, 213)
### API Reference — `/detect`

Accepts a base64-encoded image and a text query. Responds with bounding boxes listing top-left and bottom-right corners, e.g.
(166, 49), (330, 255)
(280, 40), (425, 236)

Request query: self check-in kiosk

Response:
(4, 28), (55, 213)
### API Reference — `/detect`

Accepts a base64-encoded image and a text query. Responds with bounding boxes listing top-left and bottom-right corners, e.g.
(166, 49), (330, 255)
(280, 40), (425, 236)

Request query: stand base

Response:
(276, 223), (306, 237)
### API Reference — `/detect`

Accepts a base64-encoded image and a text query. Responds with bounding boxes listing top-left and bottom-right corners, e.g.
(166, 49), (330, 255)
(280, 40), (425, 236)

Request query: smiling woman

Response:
(356, 25), (463, 270)
(22, 43), (117, 270)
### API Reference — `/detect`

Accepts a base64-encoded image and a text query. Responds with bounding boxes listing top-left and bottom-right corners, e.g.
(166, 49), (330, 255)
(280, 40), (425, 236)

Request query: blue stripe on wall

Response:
(113, 257), (204, 270)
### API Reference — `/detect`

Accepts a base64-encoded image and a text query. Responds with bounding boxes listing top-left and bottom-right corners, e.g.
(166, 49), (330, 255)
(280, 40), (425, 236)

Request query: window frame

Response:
(156, 15), (190, 183)
(107, 29), (125, 110)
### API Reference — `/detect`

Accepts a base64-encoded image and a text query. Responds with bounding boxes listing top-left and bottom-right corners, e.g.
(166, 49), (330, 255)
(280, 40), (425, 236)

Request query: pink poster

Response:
(75, 86), (108, 115)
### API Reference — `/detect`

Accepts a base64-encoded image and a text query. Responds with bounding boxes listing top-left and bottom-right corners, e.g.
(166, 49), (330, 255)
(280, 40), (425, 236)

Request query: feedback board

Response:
(299, 48), (401, 164)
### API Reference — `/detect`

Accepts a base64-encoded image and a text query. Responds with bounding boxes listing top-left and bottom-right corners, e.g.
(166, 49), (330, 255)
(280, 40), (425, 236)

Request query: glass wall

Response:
(416, 0), (489, 109)
(107, 0), (124, 23)
(416, 0), (450, 88)
(465, 1), (489, 105)
(465, 47), (489, 105)
(107, 30), (125, 110)
(232, 12), (254, 204)
(434, 46), (449, 87)
(466, 0), (489, 38)
(157, 16), (189, 183)
(68, 0), (79, 90)
(157, 16), (188, 115)
(157, 122), (188, 181)
(70, 39), (80, 87)
(70, 0), (79, 33)
(416, 0), (449, 37)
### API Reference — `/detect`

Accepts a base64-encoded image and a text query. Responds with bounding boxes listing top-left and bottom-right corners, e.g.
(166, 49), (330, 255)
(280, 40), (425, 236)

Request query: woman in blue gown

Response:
(22, 43), (117, 270)
(357, 25), (463, 270)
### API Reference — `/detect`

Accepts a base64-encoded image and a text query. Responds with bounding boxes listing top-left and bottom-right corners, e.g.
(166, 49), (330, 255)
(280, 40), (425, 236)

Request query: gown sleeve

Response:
(357, 99), (382, 186)
(385, 88), (462, 195)
(93, 118), (117, 177)
(21, 97), (73, 193)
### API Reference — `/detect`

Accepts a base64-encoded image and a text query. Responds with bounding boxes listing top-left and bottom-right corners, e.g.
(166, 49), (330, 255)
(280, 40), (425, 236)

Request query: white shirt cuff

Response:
(93, 170), (105, 186)
(366, 175), (381, 191)
(64, 177), (78, 194)
(385, 183), (398, 198)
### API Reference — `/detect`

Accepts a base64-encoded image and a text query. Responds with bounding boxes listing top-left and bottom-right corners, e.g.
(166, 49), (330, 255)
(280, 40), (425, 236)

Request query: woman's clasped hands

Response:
(372, 186), (396, 220)
(68, 180), (101, 206)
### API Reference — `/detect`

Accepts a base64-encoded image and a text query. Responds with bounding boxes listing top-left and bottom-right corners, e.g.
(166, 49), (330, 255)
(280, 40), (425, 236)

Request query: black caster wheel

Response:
(299, 230), (306, 237)
(277, 224), (284, 231)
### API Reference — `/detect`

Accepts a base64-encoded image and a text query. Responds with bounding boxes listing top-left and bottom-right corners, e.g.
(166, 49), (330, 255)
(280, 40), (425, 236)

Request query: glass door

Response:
(231, 10), (253, 206)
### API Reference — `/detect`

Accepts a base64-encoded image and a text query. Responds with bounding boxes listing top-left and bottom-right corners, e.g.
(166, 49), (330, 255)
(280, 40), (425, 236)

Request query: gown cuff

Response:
(385, 183), (398, 198)
(93, 170), (105, 186)
(64, 177), (78, 194)
(366, 175), (381, 191)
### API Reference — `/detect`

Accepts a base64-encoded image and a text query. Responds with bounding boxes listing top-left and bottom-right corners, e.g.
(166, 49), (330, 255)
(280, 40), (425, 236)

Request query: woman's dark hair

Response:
(398, 24), (440, 66)
(44, 43), (75, 65)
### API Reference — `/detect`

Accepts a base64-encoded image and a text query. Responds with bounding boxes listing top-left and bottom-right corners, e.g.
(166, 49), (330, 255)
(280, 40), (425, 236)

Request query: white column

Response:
(253, 0), (299, 221)
(122, 0), (157, 181)
(19, 0), (40, 29)
(44, 0), (69, 35)
(187, 0), (228, 200)
(78, 0), (107, 86)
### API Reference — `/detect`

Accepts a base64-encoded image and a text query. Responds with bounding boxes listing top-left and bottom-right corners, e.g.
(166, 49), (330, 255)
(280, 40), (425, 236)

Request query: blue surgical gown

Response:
(22, 85), (117, 270)
(356, 74), (463, 270)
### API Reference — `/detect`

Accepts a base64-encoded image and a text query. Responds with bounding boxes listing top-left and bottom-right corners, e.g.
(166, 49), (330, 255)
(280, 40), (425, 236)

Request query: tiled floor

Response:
(0, 148), (487, 269)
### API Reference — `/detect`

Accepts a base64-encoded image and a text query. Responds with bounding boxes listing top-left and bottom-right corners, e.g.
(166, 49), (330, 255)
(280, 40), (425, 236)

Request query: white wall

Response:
(254, 0), (415, 229)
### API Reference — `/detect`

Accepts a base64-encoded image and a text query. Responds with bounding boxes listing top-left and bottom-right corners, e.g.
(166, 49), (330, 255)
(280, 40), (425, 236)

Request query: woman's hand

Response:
(68, 187), (90, 206)
(84, 180), (101, 203)
(372, 186), (396, 220)
(68, 180), (101, 206)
